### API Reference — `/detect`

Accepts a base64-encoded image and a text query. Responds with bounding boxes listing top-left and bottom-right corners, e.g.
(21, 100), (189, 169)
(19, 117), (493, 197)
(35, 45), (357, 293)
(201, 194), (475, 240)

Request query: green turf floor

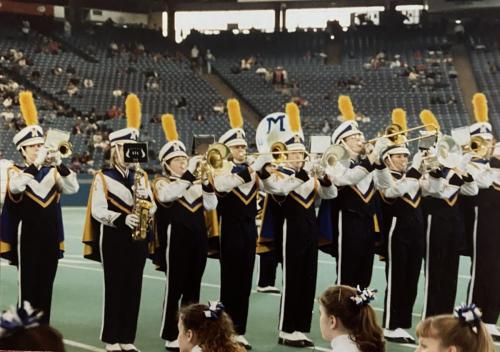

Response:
(1, 207), (499, 352)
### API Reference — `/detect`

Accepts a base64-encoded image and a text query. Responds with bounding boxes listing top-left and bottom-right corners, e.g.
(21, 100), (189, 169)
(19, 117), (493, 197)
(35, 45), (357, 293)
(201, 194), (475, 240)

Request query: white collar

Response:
(330, 334), (359, 352)
(191, 346), (202, 352)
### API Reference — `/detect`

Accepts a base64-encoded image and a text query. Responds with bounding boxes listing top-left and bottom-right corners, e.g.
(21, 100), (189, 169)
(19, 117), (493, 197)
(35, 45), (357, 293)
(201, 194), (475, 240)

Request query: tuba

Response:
(131, 165), (153, 241)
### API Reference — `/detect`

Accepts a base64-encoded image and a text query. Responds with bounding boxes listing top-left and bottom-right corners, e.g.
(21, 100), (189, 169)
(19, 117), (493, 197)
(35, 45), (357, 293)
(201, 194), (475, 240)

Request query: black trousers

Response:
(101, 229), (147, 344)
(279, 220), (318, 333)
(19, 225), (59, 324)
(467, 191), (500, 324)
(336, 210), (375, 288)
(258, 251), (279, 288)
(382, 216), (424, 329)
(161, 223), (207, 341)
(220, 217), (257, 335)
(422, 211), (462, 318)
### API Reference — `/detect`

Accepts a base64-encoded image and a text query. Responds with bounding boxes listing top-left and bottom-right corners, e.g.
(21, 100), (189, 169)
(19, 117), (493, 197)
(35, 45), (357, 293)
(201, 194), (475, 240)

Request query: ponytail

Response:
(319, 285), (385, 352)
(416, 304), (495, 352)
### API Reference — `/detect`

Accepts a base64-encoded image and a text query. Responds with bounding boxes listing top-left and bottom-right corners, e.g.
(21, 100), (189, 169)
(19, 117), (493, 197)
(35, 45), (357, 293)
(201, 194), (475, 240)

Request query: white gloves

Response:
(125, 214), (140, 229)
(33, 146), (48, 167)
(458, 153), (473, 173)
(47, 151), (62, 166)
(251, 154), (273, 172)
(188, 155), (204, 174)
(411, 151), (423, 170)
(132, 185), (149, 199)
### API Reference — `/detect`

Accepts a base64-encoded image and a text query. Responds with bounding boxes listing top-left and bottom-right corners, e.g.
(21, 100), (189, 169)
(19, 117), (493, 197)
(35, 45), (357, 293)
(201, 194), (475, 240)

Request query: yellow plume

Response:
(472, 93), (488, 123)
(338, 95), (355, 121)
(391, 108), (407, 131)
(286, 102), (301, 133)
(19, 91), (38, 126)
(227, 98), (244, 129)
(125, 94), (141, 129)
(419, 110), (440, 131)
(161, 114), (178, 142)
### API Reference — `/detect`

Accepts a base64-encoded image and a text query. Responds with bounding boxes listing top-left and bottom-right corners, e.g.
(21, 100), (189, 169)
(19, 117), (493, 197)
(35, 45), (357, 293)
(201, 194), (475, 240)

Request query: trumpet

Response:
(419, 135), (463, 173)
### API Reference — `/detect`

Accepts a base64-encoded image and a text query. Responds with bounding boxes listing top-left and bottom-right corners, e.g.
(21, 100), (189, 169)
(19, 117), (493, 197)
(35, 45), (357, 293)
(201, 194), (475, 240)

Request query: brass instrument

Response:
(44, 128), (73, 163)
(195, 143), (232, 179)
(367, 123), (439, 145)
(462, 135), (490, 158)
(318, 144), (350, 169)
(131, 165), (153, 241)
(420, 135), (462, 173)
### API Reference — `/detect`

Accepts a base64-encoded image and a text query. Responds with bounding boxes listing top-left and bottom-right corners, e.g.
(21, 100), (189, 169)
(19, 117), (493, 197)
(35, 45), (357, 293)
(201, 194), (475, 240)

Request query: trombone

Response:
(367, 123), (439, 145)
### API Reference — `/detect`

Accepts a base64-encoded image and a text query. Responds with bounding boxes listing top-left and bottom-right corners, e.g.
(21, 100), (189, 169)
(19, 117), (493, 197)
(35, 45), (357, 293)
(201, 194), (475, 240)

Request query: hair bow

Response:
(0, 301), (43, 338)
(350, 285), (377, 307)
(203, 301), (225, 320)
(454, 303), (482, 334)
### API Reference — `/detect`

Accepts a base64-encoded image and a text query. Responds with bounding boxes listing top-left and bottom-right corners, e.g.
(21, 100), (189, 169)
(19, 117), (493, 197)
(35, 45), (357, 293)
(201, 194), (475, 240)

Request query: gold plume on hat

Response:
(227, 98), (244, 129)
(161, 114), (178, 142)
(125, 94), (141, 129)
(472, 93), (488, 123)
(391, 108), (407, 131)
(19, 91), (38, 126)
(338, 95), (355, 121)
(419, 110), (440, 131)
(286, 102), (301, 133)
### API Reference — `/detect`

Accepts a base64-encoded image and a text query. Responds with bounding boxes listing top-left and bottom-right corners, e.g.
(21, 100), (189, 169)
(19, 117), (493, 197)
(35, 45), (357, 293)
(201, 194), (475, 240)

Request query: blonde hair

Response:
(416, 315), (494, 352)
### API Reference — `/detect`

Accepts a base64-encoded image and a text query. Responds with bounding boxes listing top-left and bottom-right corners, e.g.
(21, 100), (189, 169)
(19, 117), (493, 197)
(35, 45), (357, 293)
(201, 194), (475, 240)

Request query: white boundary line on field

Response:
(63, 339), (105, 352)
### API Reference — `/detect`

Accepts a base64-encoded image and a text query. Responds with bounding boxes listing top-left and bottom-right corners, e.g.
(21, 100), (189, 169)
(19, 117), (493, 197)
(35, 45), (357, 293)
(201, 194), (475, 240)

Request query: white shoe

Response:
(295, 332), (314, 346)
(235, 335), (252, 349)
(396, 328), (415, 343)
(256, 285), (280, 293)
(105, 344), (121, 352)
(278, 331), (301, 341)
(120, 343), (140, 352)
(165, 339), (179, 350)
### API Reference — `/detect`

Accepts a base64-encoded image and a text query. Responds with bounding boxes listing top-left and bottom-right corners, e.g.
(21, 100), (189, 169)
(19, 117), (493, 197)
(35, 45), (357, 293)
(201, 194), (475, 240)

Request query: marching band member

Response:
(259, 103), (337, 347)
(373, 109), (424, 343)
(319, 96), (388, 289)
(0, 91), (79, 323)
(211, 99), (258, 349)
(82, 94), (156, 352)
(152, 114), (217, 350)
(256, 191), (283, 294)
(461, 93), (500, 341)
(0, 157), (13, 214)
(418, 110), (478, 320)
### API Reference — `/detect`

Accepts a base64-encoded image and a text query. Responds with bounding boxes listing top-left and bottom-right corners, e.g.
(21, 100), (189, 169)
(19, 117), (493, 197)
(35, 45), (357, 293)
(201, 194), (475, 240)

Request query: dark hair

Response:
(416, 314), (494, 352)
(0, 325), (65, 351)
(319, 285), (385, 352)
(179, 303), (244, 352)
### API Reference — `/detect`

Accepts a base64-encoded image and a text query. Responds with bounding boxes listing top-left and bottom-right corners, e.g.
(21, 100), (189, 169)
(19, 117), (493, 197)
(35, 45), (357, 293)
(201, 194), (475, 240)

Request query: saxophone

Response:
(131, 165), (153, 241)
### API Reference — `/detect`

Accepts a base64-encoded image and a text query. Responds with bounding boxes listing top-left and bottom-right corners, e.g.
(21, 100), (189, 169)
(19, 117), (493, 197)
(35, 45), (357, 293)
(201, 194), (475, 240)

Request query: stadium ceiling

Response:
(15, 0), (424, 13)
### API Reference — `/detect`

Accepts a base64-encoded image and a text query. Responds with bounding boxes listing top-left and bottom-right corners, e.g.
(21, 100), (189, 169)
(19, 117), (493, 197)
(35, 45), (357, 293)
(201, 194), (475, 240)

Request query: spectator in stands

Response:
(322, 119), (331, 134)
(112, 89), (123, 97)
(83, 78), (94, 89)
(488, 62), (498, 74)
(30, 70), (41, 81)
(66, 82), (79, 97)
(51, 66), (63, 76)
(48, 40), (60, 55)
(21, 20), (31, 35)
(66, 65), (76, 76)
(2, 96), (13, 108)
(106, 105), (122, 119)
(205, 49), (215, 74)
(193, 111), (205, 122)
(175, 96), (187, 109)
(190, 45), (199, 68)
(64, 20), (71, 38)
(213, 102), (225, 114)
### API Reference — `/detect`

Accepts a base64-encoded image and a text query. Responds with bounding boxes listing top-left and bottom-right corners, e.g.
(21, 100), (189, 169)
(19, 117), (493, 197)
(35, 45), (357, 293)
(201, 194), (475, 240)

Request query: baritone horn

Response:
(319, 144), (350, 169)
